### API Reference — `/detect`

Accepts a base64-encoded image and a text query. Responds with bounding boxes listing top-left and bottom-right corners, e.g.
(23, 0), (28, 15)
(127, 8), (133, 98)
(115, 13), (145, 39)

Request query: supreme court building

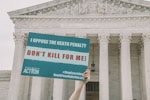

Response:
(8, 0), (150, 100)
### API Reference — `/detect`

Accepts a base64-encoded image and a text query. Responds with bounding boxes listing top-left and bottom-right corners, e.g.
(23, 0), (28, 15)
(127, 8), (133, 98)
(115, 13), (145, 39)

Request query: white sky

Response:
(0, 0), (150, 70)
(0, 0), (52, 70)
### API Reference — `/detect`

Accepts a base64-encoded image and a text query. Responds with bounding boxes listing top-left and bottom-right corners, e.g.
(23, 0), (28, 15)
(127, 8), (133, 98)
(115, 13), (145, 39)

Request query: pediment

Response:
(8, 0), (150, 17)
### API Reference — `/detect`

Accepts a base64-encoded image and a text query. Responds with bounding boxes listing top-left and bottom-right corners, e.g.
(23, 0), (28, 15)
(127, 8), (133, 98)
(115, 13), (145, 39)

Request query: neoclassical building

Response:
(8, 0), (150, 100)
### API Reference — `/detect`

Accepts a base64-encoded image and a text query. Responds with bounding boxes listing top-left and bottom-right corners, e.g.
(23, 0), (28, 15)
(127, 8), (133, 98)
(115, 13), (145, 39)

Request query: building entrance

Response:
(86, 82), (99, 100)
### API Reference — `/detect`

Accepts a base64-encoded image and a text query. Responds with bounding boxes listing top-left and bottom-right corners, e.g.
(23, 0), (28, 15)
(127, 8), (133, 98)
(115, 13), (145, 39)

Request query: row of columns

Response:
(98, 33), (150, 100)
(8, 33), (150, 100)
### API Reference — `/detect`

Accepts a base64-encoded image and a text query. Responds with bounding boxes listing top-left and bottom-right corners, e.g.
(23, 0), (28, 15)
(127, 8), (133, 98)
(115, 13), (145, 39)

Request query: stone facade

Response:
(0, 70), (11, 100)
(8, 0), (150, 100)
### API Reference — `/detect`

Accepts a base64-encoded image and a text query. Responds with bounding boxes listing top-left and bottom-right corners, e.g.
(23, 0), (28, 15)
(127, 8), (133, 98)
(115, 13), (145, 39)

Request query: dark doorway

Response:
(86, 82), (99, 100)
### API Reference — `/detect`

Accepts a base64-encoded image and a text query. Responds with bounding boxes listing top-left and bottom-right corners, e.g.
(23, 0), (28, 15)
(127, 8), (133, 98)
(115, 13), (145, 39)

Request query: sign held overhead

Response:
(21, 32), (90, 81)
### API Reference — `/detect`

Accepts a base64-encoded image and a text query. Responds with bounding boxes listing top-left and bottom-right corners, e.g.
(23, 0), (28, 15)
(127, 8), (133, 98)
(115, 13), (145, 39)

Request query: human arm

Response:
(69, 69), (90, 100)
(69, 81), (85, 100)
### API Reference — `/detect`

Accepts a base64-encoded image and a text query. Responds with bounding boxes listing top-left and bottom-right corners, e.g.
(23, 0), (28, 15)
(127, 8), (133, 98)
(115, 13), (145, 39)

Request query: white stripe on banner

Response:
(24, 46), (89, 66)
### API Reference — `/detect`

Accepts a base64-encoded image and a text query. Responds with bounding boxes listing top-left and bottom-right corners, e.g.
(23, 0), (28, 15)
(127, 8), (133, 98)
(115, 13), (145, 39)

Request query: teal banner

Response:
(21, 32), (90, 81)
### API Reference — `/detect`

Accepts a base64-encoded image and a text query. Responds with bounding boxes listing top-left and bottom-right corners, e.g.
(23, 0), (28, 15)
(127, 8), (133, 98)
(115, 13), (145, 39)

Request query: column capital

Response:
(142, 33), (150, 43)
(13, 33), (27, 42)
(13, 33), (27, 47)
(120, 34), (132, 43)
(98, 34), (110, 43)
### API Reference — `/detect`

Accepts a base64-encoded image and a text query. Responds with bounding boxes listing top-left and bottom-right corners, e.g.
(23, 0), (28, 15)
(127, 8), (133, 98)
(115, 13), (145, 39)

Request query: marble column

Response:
(138, 42), (146, 100)
(75, 34), (87, 100)
(142, 34), (150, 100)
(120, 34), (133, 100)
(98, 34), (109, 100)
(8, 33), (30, 100)
(53, 79), (64, 100)
(30, 77), (42, 100)
(30, 77), (49, 100)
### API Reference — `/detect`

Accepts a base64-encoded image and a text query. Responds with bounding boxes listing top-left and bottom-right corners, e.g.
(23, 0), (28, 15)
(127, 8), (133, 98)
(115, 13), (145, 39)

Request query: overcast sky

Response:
(0, 0), (52, 70)
(0, 0), (150, 70)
